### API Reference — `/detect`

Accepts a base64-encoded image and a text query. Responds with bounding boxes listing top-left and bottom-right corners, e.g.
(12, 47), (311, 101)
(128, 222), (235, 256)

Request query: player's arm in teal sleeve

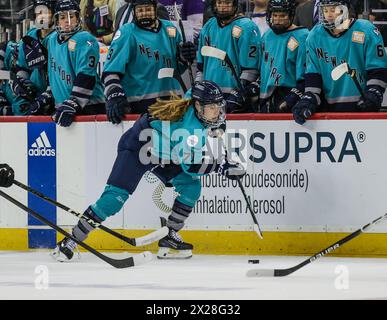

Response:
(364, 25), (387, 93)
(303, 34), (323, 106)
(296, 33), (308, 86)
(14, 40), (31, 79)
(102, 29), (131, 97)
(238, 23), (261, 85)
(69, 36), (101, 108)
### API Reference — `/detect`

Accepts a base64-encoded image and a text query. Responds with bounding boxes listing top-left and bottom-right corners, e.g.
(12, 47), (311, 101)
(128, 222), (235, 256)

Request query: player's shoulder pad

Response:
(160, 19), (178, 38)
(291, 27), (309, 42)
(305, 24), (324, 46)
(69, 31), (99, 51)
(26, 28), (39, 39)
(232, 17), (260, 38)
(353, 19), (381, 37)
(71, 31), (98, 43)
(201, 17), (218, 32)
(112, 23), (133, 42)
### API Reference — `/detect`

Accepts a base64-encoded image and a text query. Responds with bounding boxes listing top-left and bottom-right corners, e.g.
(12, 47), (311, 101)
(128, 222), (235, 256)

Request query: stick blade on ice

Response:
(246, 269), (275, 277)
(331, 63), (349, 81)
(158, 68), (175, 79)
(201, 46), (226, 61)
(132, 251), (153, 266)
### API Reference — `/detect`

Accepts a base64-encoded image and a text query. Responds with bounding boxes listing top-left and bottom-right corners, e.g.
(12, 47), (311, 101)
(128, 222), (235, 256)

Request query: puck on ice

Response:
(248, 259), (260, 264)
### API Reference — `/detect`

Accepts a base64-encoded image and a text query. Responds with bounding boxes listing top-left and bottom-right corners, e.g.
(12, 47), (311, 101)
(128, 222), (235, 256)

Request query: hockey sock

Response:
(72, 206), (103, 242)
(166, 200), (193, 231)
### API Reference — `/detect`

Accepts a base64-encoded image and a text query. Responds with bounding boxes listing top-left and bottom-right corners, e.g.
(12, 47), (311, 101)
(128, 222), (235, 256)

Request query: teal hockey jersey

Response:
(46, 30), (105, 106)
(305, 19), (387, 110)
(197, 16), (261, 93)
(260, 27), (308, 99)
(103, 19), (183, 102)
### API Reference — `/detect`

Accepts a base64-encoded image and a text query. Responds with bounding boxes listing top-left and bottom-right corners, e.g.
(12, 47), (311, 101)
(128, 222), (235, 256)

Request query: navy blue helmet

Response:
(192, 80), (226, 128)
(267, 0), (296, 34)
(132, 0), (158, 28)
(54, 0), (81, 38)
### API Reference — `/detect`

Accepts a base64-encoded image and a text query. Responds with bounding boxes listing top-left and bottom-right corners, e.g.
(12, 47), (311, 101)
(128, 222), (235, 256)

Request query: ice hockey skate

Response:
(51, 237), (79, 262)
(157, 229), (193, 259)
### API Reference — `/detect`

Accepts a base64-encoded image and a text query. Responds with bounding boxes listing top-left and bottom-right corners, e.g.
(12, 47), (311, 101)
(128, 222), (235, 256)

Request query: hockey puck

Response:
(248, 259), (260, 264)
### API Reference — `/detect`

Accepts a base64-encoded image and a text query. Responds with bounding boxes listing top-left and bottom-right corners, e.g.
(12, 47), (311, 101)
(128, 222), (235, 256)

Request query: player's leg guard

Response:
(157, 174), (201, 259)
(52, 206), (104, 262)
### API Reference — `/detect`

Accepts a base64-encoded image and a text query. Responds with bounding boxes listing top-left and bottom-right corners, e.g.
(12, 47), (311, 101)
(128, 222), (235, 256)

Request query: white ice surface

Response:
(0, 251), (386, 300)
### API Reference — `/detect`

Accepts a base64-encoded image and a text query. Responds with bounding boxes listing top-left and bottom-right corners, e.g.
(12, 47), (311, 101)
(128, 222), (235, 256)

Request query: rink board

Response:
(1, 113), (387, 256)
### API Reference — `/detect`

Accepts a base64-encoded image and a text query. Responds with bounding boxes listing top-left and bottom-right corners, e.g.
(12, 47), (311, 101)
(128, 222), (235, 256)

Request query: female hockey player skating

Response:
(52, 80), (246, 261)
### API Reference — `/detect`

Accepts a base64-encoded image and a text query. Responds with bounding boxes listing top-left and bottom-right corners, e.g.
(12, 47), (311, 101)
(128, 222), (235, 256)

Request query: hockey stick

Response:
(12, 179), (168, 247)
(0, 189), (153, 268)
(201, 46), (244, 92)
(158, 68), (188, 93)
(331, 62), (366, 99)
(219, 137), (264, 239)
(246, 212), (387, 277)
(174, 2), (194, 86)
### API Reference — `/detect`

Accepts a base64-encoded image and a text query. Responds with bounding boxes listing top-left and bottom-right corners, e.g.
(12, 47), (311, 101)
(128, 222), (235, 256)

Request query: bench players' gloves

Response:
(54, 98), (81, 127)
(178, 41), (197, 64)
(279, 88), (304, 113)
(226, 88), (245, 113)
(27, 91), (54, 115)
(218, 158), (246, 181)
(0, 164), (14, 188)
(12, 77), (37, 100)
(292, 92), (318, 125)
(357, 86), (383, 112)
(106, 86), (131, 124)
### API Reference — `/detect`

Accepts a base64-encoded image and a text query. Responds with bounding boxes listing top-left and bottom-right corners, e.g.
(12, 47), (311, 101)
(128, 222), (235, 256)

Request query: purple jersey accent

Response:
(158, 0), (204, 20)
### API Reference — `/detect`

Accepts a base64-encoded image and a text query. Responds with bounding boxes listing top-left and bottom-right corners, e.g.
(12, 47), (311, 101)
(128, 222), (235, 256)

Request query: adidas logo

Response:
(28, 131), (56, 157)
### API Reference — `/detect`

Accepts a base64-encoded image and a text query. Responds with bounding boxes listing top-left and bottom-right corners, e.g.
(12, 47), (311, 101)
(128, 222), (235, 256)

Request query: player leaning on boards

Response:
(52, 81), (246, 261)
(102, 0), (197, 121)
(258, 0), (308, 113)
(12, 0), (56, 116)
(196, 0), (261, 113)
(47, 0), (106, 127)
(292, 0), (387, 125)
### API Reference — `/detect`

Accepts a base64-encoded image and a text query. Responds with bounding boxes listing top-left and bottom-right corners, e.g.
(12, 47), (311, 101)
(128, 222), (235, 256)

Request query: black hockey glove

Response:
(106, 86), (131, 124)
(279, 87), (304, 112)
(23, 35), (47, 69)
(12, 76), (37, 100)
(178, 41), (197, 64)
(218, 158), (246, 181)
(27, 90), (54, 115)
(54, 98), (81, 127)
(357, 86), (383, 112)
(0, 164), (14, 188)
(226, 88), (245, 113)
(292, 92), (318, 125)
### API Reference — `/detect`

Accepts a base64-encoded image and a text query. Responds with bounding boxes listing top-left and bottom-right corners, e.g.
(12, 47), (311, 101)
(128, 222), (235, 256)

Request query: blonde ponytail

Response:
(148, 94), (192, 122)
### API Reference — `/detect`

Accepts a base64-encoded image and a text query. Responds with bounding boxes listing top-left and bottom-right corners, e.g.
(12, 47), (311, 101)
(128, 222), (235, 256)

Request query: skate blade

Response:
(157, 247), (192, 259)
(50, 248), (80, 263)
